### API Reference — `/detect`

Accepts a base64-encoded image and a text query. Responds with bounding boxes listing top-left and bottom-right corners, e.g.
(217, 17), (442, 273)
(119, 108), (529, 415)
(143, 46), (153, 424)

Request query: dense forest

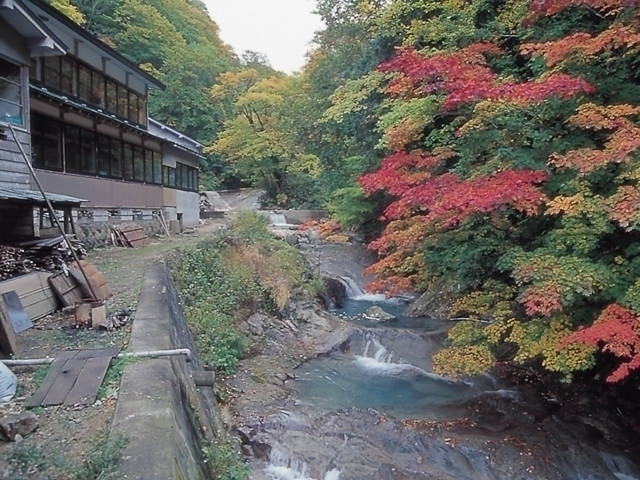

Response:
(52, 0), (640, 391)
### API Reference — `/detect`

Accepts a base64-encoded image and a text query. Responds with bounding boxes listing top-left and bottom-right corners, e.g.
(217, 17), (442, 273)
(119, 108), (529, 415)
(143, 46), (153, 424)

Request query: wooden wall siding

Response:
(34, 169), (164, 209)
(0, 127), (31, 190)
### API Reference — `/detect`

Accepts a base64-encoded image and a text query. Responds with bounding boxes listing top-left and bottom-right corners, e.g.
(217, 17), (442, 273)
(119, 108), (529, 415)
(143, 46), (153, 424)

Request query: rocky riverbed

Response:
(221, 227), (640, 480)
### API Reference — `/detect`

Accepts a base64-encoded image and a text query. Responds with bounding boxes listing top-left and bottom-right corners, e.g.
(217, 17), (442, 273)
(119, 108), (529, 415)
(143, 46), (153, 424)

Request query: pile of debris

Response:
(0, 236), (86, 280)
(110, 223), (150, 247)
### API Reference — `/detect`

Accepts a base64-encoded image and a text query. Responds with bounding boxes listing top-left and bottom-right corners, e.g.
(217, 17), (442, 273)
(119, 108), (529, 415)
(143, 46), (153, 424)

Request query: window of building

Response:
(128, 91), (138, 123)
(163, 165), (176, 188)
(133, 145), (145, 182)
(61, 56), (74, 93)
(31, 114), (198, 192)
(106, 79), (117, 113)
(117, 84), (128, 118)
(109, 138), (122, 178)
(138, 95), (147, 125)
(123, 143), (134, 180)
(0, 58), (23, 126)
(32, 116), (63, 171)
(37, 59), (147, 126)
(43, 56), (61, 91)
(78, 64), (92, 104)
(97, 134), (110, 177)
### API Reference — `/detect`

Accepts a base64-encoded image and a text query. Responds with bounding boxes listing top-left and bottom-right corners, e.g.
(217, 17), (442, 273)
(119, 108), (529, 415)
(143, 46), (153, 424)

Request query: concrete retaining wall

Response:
(112, 262), (223, 479)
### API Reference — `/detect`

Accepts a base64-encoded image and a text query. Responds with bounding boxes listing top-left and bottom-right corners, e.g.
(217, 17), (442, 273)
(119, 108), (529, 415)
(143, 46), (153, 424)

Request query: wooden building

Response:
(0, 0), (202, 244)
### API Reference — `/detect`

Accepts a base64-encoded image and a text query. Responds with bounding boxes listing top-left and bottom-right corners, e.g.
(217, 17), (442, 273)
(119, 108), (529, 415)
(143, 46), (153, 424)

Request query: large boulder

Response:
(363, 305), (396, 323)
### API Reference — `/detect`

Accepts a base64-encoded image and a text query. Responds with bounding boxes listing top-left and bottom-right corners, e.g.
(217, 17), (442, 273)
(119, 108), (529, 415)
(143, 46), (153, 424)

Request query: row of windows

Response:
(32, 55), (147, 126)
(0, 58), (23, 126)
(31, 114), (198, 192)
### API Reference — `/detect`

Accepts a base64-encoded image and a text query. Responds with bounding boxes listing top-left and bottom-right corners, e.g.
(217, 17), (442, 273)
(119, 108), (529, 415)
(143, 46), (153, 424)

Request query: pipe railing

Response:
(1, 348), (192, 366)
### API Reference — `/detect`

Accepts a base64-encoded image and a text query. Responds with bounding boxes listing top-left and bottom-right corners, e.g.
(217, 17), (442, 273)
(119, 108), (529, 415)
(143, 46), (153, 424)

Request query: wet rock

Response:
(322, 276), (347, 308)
(314, 326), (357, 356)
(363, 305), (396, 323)
(0, 412), (38, 441)
(403, 289), (453, 319)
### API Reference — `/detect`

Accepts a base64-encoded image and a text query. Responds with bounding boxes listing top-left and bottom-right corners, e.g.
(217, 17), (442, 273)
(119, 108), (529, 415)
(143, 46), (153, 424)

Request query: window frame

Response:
(0, 57), (25, 127)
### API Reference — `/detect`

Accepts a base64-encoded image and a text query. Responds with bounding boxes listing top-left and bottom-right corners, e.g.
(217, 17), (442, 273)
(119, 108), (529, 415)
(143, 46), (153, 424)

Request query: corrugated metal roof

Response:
(0, 187), (85, 206)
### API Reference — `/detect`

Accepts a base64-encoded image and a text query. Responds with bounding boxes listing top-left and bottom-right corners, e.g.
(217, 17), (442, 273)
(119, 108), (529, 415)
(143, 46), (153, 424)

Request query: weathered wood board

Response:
(48, 271), (85, 307)
(0, 272), (57, 320)
(25, 347), (120, 407)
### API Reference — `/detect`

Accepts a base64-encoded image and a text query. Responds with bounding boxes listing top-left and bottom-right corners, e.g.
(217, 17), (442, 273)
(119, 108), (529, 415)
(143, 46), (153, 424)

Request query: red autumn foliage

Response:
(562, 304), (640, 382)
(378, 46), (595, 111)
(360, 165), (549, 228)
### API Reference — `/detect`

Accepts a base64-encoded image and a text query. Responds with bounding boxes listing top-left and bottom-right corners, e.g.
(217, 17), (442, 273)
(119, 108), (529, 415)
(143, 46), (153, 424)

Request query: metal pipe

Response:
(1, 348), (192, 366)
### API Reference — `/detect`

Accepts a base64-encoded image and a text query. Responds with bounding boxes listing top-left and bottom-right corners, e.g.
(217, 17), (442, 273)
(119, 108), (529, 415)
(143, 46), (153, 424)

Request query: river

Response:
(222, 216), (640, 480)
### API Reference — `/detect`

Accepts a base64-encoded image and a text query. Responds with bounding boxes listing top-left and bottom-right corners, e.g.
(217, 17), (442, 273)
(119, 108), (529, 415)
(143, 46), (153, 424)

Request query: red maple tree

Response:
(562, 304), (640, 383)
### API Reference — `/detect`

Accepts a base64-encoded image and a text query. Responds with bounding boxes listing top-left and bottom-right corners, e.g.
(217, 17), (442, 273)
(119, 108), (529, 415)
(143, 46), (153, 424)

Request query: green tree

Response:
(209, 72), (320, 206)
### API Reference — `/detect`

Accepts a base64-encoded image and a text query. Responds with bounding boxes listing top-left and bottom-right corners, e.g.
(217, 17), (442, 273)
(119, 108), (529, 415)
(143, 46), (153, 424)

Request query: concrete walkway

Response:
(111, 261), (207, 479)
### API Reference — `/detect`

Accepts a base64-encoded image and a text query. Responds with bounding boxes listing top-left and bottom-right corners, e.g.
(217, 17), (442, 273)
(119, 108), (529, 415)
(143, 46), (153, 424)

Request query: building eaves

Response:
(31, 84), (151, 136)
(0, 0), (66, 57)
(148, 118), (204, 156)
(32, 86), (204, 161)
(25, 0), (164, 90)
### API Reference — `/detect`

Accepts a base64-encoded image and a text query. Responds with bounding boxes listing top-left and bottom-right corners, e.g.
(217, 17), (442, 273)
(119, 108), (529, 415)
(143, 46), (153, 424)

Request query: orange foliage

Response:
(521, 25), (640, 66)
(548, 104), (640, 173)
(524, 0), (640, 26)
(518, 283), (564, 317)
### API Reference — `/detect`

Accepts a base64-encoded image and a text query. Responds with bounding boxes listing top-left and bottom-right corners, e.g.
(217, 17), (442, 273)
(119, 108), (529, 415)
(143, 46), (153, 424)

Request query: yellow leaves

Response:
(485, 318), (517, 344)
(545, 193), (586, 216)
(432, 345), (494, 377)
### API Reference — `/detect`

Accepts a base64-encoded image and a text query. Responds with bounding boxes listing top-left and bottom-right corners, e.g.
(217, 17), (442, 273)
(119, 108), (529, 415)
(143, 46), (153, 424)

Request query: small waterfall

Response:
(338, 275), (386, 301)
(265, 448), (340, 480)
(270, 213), (288, 226)
(354, 336), (429, 376)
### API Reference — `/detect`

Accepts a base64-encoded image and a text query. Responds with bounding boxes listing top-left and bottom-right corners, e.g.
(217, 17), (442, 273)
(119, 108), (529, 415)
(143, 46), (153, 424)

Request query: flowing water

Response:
(240, 239), (640, 480)
(295, 332), (480, 417)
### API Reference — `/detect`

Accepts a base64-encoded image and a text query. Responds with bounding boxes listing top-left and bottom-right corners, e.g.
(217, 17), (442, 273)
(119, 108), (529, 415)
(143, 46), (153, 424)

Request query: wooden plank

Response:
(117, 223), (149, 247)
(41, 356), (87, 406)
(64, 355), (113, 405)
(1, 290), (32, 333)
(0, 272), (57, 320)
(25, 351), (77, 407)
(48, 271), (85, 307)
(68, 260), (112, 301)
(72, 346), (120, 360)
(25, 348), (120, 407)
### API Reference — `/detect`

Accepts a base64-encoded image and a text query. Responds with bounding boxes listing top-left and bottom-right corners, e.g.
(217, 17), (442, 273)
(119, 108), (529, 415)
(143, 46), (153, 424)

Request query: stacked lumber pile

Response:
(110, 223), (150, 247)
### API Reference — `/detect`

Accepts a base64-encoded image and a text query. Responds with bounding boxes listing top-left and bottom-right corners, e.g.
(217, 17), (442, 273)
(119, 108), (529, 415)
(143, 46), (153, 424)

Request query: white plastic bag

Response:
(0, 362), (17, 402)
